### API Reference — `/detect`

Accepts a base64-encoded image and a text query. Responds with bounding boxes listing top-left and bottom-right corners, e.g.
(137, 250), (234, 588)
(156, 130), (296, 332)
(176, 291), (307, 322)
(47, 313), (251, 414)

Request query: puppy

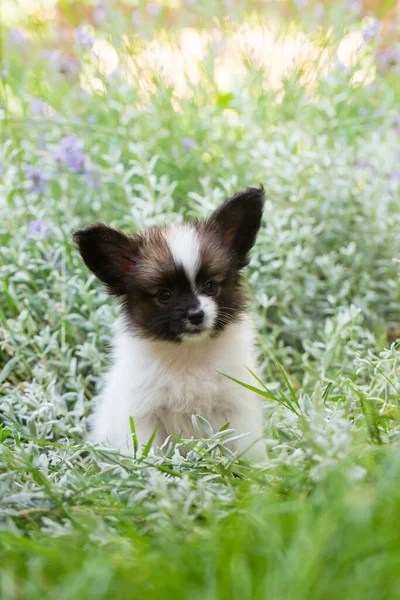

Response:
(73, 186), (266, 460)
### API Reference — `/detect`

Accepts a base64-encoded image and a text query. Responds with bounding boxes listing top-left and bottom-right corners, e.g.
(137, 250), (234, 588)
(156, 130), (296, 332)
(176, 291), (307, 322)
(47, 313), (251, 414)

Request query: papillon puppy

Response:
(73, 186), (266, 460)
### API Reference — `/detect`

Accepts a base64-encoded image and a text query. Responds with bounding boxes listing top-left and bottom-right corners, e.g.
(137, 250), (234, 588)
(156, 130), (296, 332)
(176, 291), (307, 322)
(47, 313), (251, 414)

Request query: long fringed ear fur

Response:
(207, 186), (264, 269)
(72, 223), (141, 295)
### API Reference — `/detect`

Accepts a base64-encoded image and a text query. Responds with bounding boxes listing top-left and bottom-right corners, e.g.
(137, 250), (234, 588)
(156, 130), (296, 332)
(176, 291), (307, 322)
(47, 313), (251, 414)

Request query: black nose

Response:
(187, 308), (205, 325)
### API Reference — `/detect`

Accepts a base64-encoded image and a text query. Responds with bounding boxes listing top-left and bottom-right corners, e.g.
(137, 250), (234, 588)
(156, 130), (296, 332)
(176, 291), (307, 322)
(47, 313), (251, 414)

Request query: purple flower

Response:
(27, 219), (50, 239)
(359, 107), (369, 117)
(55, 134), (87, 173)
(389, 170), (400, 183)
(30, 97), (45, 117)
(1, 62), (9, 79)
(45, 50), (80, 79)
(58, 55), (80, 78)
(356, 159), (370, 168)
(348, 0), (363, 17)
(294, 0), (309, 7)
(181, 137), (196, 151)
(361, 17), (380, 42)
(75, 25), (94, 50)
(54, 135), (101, 184)
(376, 46), (400, 72)
(146, 3), (161, 16)
(392, 113), (400, 135)
(314, 3), (324, 19)
(5, 28), (26, 48)
(25, 166), (48, 194)
(132, 11), (142, 26)
(93, 0), (109, 25)
(335, 57), (349, 73)
(85, 168), (101, 189)
(38, 134), (47, 151)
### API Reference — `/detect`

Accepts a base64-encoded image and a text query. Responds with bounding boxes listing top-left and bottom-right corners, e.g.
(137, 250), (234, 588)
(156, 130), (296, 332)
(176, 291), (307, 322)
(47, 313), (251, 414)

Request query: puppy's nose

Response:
(187, 308), (205, 325)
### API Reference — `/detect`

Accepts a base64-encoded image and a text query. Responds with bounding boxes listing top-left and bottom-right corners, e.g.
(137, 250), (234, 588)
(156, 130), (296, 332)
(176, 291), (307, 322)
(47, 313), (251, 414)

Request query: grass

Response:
(1, 0), (400, 598)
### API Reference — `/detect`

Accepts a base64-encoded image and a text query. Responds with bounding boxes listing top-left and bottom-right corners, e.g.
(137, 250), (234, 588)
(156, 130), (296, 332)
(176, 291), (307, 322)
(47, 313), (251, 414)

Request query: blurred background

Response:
(2, 1), (400, 206)
(2, 1), (400, 214)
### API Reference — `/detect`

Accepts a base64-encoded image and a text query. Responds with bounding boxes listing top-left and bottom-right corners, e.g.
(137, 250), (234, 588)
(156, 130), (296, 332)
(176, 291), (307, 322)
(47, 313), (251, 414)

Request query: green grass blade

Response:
(129, 416), (138, 459)
(140, 425), (158, 460)
(274, 358), (301, 411)
(221, 373), (300, 416)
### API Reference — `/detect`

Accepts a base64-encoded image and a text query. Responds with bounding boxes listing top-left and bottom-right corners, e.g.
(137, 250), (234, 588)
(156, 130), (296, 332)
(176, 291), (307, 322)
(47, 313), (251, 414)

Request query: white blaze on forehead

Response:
(165, 225), (200, 284)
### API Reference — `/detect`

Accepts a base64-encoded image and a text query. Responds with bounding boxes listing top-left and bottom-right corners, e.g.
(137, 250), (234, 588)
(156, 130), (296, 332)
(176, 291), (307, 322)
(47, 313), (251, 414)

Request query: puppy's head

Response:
(73, 186), (264, 342)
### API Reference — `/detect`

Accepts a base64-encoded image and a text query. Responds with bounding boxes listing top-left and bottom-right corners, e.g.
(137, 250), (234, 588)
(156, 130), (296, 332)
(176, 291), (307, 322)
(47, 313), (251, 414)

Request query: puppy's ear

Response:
(207, 186), (264, 268)
(72, 223), (141, 295)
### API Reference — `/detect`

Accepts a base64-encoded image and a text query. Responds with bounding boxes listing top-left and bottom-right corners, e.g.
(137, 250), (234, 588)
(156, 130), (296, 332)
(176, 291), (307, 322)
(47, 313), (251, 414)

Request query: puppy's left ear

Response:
(208, 186), (264, 268)
(72, 223), (141, 296)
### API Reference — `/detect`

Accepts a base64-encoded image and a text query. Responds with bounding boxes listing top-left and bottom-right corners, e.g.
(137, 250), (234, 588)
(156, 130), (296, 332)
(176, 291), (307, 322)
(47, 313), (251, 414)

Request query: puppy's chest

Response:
(155, 365), (225, 411)
(137, 357), (232, 414)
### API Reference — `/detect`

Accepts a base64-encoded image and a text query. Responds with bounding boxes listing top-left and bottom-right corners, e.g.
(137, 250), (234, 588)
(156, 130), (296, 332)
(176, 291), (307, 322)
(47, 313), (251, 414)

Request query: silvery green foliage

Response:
(1, 8), (400, 538)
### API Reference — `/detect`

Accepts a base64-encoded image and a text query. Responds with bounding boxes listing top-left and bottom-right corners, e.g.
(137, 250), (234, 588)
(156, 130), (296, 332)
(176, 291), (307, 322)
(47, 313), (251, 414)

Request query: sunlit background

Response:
(2, 1), (400, 220)
(2, 1), (399, 104)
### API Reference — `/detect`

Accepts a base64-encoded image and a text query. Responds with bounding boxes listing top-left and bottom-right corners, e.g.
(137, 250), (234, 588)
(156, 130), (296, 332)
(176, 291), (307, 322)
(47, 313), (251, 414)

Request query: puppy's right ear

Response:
(72, 223), (141, 295)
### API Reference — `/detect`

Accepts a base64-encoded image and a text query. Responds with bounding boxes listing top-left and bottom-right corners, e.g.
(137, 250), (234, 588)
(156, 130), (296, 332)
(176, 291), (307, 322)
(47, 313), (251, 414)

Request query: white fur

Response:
(165, 226), (200, 285)
(198, 295), (217, 327)
(92, 315), (266, 461)
(165, 227), (217, 331)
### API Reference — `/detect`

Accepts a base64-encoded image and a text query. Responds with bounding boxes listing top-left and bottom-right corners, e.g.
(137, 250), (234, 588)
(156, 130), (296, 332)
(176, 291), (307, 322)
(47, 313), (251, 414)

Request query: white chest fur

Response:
(92, 315), (266, 460)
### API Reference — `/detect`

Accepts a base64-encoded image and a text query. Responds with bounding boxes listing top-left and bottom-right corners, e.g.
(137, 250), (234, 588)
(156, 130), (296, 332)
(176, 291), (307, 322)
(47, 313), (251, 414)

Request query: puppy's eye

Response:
(204, 280), (218, 296)
(156, 289), (172, 303)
